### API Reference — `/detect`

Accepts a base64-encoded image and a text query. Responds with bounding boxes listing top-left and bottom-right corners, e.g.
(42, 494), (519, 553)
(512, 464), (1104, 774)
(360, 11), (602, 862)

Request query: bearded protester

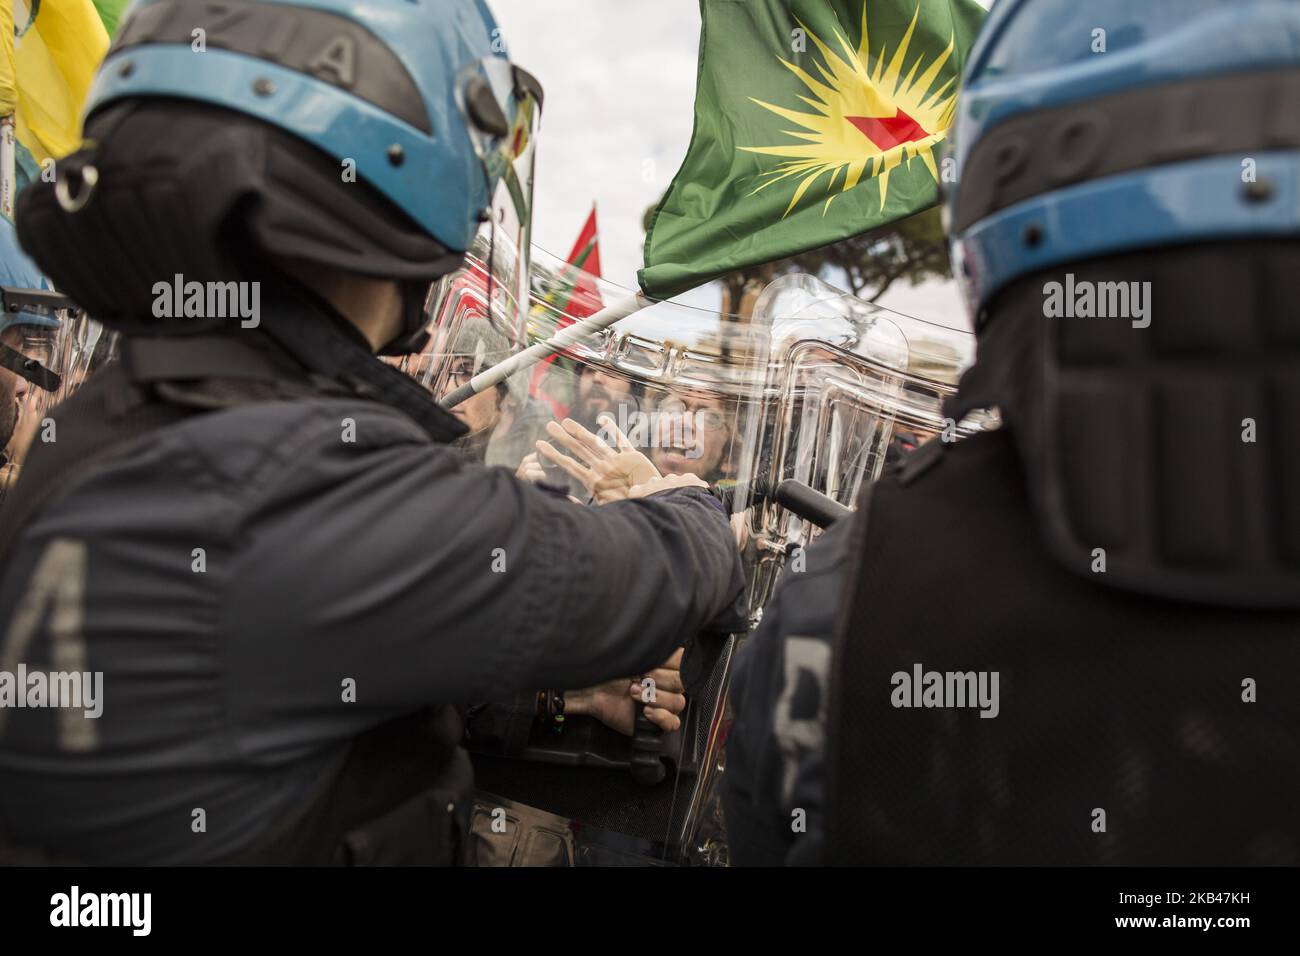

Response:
(569, 364), (640, 432)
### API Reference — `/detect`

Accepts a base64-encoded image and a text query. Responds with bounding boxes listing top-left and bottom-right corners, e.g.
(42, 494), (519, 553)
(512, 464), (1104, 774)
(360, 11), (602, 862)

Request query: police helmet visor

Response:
(455, 56), (541, 347)
(0, 299), (116, 507)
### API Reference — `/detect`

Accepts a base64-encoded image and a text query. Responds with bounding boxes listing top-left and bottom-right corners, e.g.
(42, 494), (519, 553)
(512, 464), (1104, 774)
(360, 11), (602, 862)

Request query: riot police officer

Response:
(725, 0), (1300, 865)
(0, 0), (742, 865)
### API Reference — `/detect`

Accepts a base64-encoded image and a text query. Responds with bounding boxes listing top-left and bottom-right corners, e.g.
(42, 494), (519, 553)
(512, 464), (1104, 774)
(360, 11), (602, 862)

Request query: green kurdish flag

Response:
(640, 0), (987, 300)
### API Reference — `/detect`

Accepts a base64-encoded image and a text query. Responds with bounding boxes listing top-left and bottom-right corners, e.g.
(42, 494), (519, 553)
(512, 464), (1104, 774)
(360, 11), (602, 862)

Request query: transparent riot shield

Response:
(0, 287), (116, 509)
(454, 56), (541, 345)
(410, 248), (994, 865)
(742, 273), (998, 613)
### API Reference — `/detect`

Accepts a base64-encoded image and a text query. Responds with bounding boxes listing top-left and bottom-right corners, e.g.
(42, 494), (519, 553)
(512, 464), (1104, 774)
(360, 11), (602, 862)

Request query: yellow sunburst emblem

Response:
(740, 2), (959, 217)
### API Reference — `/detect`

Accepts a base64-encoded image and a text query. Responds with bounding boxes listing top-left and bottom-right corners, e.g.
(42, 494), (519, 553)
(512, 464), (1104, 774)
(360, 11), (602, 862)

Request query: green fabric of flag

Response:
(92, 0), (130, 37)
(640, 0), (986, 299)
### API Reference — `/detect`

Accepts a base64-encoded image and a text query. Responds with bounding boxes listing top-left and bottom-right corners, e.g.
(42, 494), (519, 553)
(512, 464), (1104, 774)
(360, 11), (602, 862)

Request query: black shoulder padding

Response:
(980, 240), (1300, 609)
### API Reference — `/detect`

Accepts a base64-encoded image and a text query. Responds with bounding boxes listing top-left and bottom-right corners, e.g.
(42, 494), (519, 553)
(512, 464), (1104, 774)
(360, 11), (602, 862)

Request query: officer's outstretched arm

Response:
(222, 420), (744, 722)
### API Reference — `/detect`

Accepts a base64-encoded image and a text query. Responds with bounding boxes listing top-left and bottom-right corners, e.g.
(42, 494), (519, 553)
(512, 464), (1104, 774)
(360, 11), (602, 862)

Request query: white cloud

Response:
(491, 0), (701, 287)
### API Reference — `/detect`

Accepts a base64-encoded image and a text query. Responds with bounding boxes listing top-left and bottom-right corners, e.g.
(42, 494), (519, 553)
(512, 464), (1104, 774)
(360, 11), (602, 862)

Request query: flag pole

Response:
(0, 115), (15, 220)
(440, 290), (652, 409)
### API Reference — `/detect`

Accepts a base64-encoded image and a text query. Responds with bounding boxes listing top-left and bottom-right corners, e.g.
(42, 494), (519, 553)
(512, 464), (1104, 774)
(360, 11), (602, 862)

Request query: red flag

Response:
(530, 205), (604, 411)
(560, 205), (603, 322)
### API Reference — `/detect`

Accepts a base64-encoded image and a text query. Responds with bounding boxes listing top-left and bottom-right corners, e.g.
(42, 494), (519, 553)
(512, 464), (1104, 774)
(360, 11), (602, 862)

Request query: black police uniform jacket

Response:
(0, 335), (744, 865)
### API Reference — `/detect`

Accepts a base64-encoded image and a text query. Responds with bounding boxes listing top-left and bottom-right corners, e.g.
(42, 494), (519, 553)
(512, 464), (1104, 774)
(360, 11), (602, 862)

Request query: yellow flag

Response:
(13, 0), (110, 164)
(1, 1), (16, 118)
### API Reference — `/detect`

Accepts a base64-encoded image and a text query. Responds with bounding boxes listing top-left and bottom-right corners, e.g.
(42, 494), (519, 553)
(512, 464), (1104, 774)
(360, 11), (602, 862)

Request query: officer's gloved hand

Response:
(564, 648), (687, 734)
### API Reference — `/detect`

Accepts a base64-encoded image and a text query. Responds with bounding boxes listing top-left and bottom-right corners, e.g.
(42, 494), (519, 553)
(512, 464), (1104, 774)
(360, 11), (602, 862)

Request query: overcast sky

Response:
(491, 0), (991, 330)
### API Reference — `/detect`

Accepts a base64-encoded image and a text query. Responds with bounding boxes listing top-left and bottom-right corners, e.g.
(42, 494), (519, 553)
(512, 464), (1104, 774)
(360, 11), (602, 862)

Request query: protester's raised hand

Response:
(587, 452), (658, 504)
(535, 415), (660, 503)
(564, 648), (687, 734)
(534, 418), (607, 490)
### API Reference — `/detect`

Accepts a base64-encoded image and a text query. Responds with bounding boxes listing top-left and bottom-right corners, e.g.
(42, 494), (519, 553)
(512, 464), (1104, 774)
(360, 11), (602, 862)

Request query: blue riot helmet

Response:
(946, 0), (1300, 322)
(14, 0), (543, 355)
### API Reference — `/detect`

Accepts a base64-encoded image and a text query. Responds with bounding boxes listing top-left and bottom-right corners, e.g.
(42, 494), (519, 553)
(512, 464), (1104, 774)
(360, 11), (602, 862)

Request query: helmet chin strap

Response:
(0, 342), (62, 393)
(376, 280), (437, 358)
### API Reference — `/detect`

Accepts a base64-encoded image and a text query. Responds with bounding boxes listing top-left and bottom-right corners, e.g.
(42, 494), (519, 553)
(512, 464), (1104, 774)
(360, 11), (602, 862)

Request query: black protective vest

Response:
(826, 430), (1300, 865)
(0, 340), (472, 865)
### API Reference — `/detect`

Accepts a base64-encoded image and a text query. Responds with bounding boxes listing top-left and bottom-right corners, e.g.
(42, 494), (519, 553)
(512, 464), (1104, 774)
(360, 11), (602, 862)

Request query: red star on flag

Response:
(846, 107), (929, 151)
